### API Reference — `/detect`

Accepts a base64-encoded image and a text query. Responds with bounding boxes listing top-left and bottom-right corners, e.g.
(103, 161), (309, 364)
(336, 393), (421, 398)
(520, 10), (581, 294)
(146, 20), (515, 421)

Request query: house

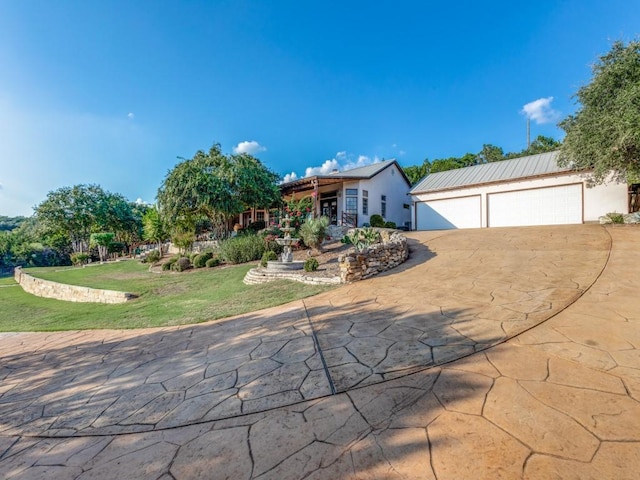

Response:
(278, 159), (412, 228)
(410, 151), (630, 230)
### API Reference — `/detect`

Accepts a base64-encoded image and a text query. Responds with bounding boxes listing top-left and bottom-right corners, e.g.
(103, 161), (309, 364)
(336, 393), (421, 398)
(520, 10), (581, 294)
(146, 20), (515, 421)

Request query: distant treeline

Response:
(0, 216), (26, 232)
(402, 135), (561, 185)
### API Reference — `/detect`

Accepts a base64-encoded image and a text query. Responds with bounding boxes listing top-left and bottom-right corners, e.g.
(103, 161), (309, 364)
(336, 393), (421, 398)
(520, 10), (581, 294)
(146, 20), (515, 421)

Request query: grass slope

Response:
(0, 261), (332, 331)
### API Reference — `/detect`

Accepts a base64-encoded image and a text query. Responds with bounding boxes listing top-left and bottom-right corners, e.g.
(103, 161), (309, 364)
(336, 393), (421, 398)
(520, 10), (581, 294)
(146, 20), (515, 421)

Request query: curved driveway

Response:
(1, 224), (639, 479)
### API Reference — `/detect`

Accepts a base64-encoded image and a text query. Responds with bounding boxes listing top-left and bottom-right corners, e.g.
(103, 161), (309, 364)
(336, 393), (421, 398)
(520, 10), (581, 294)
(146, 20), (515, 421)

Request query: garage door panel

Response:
(417, 196), (481, 230)
(489, 184), (582, 227)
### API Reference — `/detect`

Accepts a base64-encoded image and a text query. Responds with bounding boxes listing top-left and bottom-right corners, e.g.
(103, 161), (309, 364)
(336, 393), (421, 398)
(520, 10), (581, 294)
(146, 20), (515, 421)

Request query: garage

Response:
(488, 184), (583, 227)
(410, 151), (629, 231)
(416, 195), (481, 230)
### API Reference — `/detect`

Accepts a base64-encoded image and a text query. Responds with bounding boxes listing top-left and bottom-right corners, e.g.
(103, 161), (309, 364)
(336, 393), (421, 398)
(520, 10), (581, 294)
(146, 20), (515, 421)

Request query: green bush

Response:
(205, 257), (220, 268)
(369, 214), (385, 227)
(145, 249), (161, 264)
(193, 252), (213, 268)
(219, 234), (266, 264)
(162, 256), (179, 271)
(304, 257), (319, 272)
(173, 257), (192, 272)
(347, 227), (381, 252)
(189, 252), (199, 262)
(70, 252), (90, 266)
(607, 212), (625, 224)
(340, 234), (352, 244)
(299, 216), (329, 251)
(247, 221), (266, 233)
(261, 250), (278, 267)
(384, 221), (397, 229)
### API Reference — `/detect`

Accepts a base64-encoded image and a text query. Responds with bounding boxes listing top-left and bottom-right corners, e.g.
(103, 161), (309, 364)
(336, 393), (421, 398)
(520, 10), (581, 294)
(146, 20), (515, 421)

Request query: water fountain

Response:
(267, 215), (304, 271)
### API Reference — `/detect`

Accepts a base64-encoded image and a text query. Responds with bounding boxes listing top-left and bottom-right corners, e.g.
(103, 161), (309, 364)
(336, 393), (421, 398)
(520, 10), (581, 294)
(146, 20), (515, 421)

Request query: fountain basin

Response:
(266, 260), (304, 271)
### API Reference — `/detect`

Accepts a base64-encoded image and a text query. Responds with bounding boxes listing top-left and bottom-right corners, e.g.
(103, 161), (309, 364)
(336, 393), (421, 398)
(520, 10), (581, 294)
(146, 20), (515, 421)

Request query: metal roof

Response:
(410, 151), (570, 194)
(280, 159), (411, 193)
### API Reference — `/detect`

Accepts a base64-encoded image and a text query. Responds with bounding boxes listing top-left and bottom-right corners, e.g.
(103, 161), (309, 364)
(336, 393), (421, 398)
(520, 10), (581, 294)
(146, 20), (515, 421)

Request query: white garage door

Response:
(416, 196), (481, 230)
(488, 184), (583, 227)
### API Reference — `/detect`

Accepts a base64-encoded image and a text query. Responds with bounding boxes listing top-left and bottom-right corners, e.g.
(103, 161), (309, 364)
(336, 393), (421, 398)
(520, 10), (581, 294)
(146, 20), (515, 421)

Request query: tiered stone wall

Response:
(14, 267), (135, 304)
(339, 230), (409, 283)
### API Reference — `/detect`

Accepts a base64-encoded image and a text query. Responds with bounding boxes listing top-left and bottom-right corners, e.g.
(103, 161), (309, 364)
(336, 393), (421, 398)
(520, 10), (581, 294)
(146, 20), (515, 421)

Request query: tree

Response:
(90, 232), (114, 262)
(403, 159), (431, 185)
(558, 40), (640, 184)
(477, 144), (505, 163)
(157, 143), (281, 237)
(142, 207), (168, 254)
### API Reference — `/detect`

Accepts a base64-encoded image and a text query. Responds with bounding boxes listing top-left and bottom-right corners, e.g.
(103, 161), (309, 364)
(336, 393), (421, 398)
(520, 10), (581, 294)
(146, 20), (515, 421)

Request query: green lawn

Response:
(0, 260), (332, 331)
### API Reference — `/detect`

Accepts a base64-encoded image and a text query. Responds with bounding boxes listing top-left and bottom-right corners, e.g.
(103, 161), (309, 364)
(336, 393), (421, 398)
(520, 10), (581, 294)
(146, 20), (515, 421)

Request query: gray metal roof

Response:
(410, 151), (570, 194)
(331, 159), (397, 178)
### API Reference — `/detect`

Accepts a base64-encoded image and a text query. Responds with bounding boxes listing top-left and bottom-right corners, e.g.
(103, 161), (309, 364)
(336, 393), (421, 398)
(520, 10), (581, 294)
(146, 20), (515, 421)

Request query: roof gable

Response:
(410, 151), (570, 194)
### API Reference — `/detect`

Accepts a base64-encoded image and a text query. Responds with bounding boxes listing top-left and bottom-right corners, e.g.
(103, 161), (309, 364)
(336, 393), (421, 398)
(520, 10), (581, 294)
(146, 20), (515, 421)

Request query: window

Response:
(362, 190), (368, 215)
(256, 211), (265, 223)
(381, 195), (387, 218)
(345, 189), (358, 214)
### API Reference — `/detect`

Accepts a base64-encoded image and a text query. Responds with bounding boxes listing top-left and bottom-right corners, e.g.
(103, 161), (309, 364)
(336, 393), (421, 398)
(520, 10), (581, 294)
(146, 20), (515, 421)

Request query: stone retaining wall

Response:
(339, 230), (409, 283)
(14, 267), (135, 304)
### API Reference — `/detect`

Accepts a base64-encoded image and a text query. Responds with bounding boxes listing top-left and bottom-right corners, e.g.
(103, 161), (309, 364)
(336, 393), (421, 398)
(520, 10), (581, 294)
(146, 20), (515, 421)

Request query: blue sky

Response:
(1, 0), (638, 216)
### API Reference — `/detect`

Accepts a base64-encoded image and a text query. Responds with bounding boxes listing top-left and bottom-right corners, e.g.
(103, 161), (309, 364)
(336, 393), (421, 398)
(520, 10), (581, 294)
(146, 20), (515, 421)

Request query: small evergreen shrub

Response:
(304, 257), (319, 272)
(162, 256), (179, 271)
(369, 214), (385, 227)
(70, 253), (90, 266)
(384, 221), (397, 229)
(205, 257), (220, 268)
(145, 249), (161, 264)
(219, 234), (266, 264)
(173, 257), (192, 272)
(340, 234), (352, 244)
(193, 252), (213, 268)
(190, 252), (199, 262)
(607, 212), (624, 224)
(261, 250), (278, 267)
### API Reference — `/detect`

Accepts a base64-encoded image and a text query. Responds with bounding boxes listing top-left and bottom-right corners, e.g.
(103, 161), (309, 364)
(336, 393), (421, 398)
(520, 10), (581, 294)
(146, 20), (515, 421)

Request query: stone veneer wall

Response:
(14, 267), (135, 304)
(339, 230), (409, 283)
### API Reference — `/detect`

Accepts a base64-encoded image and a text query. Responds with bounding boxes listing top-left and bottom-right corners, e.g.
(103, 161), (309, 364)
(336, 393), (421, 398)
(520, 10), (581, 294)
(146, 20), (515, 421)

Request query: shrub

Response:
(205, 257), (220, 268)
(190, 252), (199, 262)
(384, 221), (397, 229)
(193, 252), (213, 268)
(607, 212), (625, 224)
(304, 257), (319, 272)
(340, 234), (352, 245)
(219, 234), (266, 264)
(369, 214), (385, 227)
(145, 249), (161, 264)
(162, 256), (179, 271)
(299, 216), (329, 252)
(247, 221), (266, 233)
(261, 250), (278, 267)
(70, 252), (90, 266)
(173, 257), (192, 272)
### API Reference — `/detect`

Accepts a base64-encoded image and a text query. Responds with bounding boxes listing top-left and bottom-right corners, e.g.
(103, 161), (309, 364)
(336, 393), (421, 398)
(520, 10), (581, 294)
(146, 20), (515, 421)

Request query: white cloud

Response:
(399, 150), (406, 156)
(283, 151), (382, 183)
(521, 97), (560, 124)
(135, 197), (151, 205)
(127, 112), (135, 119)
(233, 140), (267, 155)
(282, 172), (298, 183)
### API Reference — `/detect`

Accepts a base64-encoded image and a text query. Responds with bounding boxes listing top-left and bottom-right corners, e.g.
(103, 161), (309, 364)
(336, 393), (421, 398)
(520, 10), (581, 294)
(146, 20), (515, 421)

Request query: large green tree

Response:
(157, 143), (281, 237)
(558, 40), (640, 183)
(35, 184), (142, 254)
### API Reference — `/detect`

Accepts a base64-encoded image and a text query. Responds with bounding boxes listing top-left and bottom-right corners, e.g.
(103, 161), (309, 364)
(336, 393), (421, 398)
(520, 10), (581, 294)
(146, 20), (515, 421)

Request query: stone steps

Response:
(243, 268), (342, 286)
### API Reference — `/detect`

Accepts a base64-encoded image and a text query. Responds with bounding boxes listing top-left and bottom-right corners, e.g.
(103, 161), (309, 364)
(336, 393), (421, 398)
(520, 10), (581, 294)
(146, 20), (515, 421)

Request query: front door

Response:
(321, 198), (338, 225)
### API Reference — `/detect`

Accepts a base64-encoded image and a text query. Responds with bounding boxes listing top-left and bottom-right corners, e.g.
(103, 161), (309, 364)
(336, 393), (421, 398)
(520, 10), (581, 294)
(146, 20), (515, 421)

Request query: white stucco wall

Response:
(412, 172), (628, 229)
(342, 164), (411, 227)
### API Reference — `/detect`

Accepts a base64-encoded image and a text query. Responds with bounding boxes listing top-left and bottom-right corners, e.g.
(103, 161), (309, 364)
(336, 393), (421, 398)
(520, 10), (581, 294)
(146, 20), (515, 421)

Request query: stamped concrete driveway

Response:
(1, 225), (639, 479)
